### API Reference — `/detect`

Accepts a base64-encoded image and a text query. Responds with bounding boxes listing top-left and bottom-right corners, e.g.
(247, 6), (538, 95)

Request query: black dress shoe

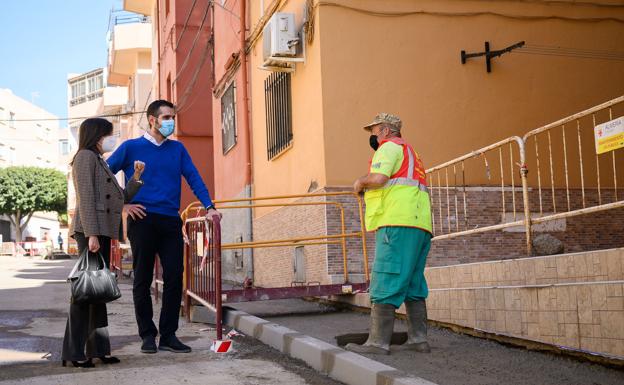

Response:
(97, 356), (121, 364)
(141, 336), (157, 354)
(158, 335), (192, 353)
(62, 359), (94, 368)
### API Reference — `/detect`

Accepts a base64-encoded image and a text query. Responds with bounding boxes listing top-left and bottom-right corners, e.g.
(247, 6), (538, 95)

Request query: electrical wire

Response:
(175, 0), (199, 50)
(0, 111), (147, 123)
(471, 0), (624, 8)
(304, 0), (315, 45)
(179, 32), (216, 114)
(313, 1), (624, 23)
(172, 0), (211, 86)
(245, 0), (288, 54)
(176, 37), (214, 114)
(136, 88), (153, 129)
(516, 44), (624, 61)
(213, 0), (241, 19)
(227, 0), (241, 37)
(213, 0), (285, 96)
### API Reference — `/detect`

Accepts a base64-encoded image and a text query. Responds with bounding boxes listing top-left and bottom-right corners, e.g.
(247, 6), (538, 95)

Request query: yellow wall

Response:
(249, 1), (328, 212)
(249, 0), (624, 208)
(317, 0), (624, 186)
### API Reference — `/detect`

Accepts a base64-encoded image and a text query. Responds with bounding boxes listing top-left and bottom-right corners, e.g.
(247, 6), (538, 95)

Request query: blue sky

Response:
(0, 0), (122, 121)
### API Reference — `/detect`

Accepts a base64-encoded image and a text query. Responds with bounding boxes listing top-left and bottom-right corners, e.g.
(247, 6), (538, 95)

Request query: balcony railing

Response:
(112, 14), (151, 26)
(108, 9), (151, 36)
(69, 90), (104, 107)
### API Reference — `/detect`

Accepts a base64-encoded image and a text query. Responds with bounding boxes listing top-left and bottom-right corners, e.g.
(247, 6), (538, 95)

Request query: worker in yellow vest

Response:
(346, 113), (433, 355)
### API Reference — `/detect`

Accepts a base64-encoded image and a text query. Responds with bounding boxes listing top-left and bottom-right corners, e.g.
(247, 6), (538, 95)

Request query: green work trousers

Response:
(369, 226), (431, 308)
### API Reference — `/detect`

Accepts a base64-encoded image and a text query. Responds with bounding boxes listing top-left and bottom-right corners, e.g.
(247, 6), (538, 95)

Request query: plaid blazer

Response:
(70, 149), (142, 240)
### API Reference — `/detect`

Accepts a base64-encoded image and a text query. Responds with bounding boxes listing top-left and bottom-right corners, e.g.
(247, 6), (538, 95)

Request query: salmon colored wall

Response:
(179, 136), (215, 211)
(249, 0), (328, 215)
(157, 0), (215, 210)
(317, 0), (624, 187)
(211, 1), (249, 200)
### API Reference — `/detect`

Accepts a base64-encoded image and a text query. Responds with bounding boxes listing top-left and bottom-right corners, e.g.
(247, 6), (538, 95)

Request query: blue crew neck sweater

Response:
(107, 137), (213, 217)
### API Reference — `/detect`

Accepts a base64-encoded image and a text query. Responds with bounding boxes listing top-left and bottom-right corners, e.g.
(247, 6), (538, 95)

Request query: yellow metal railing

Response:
(181, 191), (370, 282)
(522, 95), (624, 225)
(425, 136), (532, 254)
(426, 95), (624, 255)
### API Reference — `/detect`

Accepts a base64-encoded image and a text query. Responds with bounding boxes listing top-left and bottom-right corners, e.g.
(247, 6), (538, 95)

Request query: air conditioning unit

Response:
(263, 13), (297, 58)
(261, 12), (305, 72)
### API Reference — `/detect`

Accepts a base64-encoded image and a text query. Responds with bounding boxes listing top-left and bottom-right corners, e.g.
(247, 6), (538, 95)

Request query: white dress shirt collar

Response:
(143, 131), (168, 146)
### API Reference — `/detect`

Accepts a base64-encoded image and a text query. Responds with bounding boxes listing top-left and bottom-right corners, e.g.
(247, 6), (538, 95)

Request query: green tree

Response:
(0, 167), (67, 242)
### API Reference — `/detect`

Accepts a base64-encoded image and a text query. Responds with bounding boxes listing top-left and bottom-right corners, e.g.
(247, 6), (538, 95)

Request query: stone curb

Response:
(223, 309), (437, 385)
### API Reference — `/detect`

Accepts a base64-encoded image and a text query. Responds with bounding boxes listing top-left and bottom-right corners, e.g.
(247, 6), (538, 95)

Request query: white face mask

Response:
(101, 136), (117, 153)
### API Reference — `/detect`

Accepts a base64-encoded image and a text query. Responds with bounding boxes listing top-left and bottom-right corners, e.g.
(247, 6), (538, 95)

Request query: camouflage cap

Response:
(363, 112), (402, 131)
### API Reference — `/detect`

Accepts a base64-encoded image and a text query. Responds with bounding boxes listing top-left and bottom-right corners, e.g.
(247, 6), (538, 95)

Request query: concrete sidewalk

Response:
(0, 256), (343, 385)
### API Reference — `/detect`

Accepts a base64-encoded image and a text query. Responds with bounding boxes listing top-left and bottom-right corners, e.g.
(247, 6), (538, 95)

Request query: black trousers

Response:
(127, 213), (184, 340)
(61, 233), (111, 361)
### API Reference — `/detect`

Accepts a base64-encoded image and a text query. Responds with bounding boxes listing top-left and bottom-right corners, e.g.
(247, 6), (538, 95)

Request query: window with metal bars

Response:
(264, 72), (292, 160)
(221, 83), (237, 154)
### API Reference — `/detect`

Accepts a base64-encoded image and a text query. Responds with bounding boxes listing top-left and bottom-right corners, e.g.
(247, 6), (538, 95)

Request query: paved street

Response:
(264, 306), (624, 385)
(0, 256), (343, 385)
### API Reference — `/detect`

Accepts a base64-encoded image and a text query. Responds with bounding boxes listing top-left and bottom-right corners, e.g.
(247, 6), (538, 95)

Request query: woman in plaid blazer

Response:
(62, 118), (145, 368)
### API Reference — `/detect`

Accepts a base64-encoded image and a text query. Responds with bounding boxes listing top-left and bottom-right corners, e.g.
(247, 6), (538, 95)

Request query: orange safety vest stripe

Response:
(379, 137), (427, 187)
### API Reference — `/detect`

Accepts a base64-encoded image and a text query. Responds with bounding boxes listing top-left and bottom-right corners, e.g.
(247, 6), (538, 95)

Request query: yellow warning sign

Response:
(595, 116), (624, 155)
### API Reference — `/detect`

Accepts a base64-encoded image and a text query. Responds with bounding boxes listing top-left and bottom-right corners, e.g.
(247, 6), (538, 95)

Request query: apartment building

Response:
(0, 88), (61, 243)
(66, 68), (129, 250)
(107, 10), (153, 141)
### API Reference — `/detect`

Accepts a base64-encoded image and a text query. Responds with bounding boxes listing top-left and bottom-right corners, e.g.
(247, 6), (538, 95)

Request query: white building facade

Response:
(0, 88), (62, 244)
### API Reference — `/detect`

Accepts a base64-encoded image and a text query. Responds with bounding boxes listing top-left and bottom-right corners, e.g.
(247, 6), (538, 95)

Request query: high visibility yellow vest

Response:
(364, 137), (433, 233)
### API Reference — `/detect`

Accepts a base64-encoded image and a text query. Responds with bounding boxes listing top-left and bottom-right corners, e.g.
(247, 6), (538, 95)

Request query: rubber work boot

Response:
(397, 300), (431, 353)
(345, 303), (395, 355)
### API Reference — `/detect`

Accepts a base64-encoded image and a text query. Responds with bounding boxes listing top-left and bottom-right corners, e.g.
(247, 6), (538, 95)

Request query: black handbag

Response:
(67, 249), (121, 305)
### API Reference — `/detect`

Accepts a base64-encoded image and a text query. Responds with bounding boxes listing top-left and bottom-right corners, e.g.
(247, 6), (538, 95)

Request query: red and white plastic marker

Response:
(210, 339), (233, 353)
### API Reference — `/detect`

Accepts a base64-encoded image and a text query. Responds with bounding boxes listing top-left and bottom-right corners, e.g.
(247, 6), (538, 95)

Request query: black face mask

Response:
(369, 135), (379, 151)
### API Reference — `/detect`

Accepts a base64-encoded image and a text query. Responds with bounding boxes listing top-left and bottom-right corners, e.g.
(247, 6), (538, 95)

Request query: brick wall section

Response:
(324, 187), (375, 279)
(429, 187), (624, 266)
(252, 195), (328, 287)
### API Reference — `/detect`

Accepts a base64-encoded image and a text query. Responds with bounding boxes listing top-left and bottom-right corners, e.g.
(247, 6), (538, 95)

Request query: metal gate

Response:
(182, 191), (371, 339)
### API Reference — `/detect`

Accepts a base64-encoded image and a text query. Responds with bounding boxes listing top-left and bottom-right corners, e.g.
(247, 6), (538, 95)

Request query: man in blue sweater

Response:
(108, 100), (220, 354)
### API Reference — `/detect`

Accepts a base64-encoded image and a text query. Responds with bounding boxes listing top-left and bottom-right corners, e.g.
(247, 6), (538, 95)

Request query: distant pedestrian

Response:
(108, 100), (221, 354)
(62, 118), (145, 368)
(43, 232), (53, 258)
(346, 113), (433, 355)
(57, 232), (63, 252)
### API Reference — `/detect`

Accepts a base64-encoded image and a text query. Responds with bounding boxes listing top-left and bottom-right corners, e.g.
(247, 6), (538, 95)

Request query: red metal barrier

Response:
(14, 241), (50, 257)
(154, 255), (163, 302)
(184, 216), (222, 340)
(110, 240), (122, 277)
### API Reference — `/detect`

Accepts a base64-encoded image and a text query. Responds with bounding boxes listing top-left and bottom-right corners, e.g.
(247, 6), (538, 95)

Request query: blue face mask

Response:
(159, 119), (175, 137)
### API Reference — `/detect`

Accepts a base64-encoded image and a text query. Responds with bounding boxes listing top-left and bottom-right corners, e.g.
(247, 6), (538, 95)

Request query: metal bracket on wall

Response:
(461, 41), (525, 73)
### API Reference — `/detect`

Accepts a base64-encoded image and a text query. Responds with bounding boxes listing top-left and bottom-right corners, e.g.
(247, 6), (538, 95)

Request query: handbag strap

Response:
(67, 249), (106, 281)
(67, 255), (83, 281)
(95, 251), (106, 269)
